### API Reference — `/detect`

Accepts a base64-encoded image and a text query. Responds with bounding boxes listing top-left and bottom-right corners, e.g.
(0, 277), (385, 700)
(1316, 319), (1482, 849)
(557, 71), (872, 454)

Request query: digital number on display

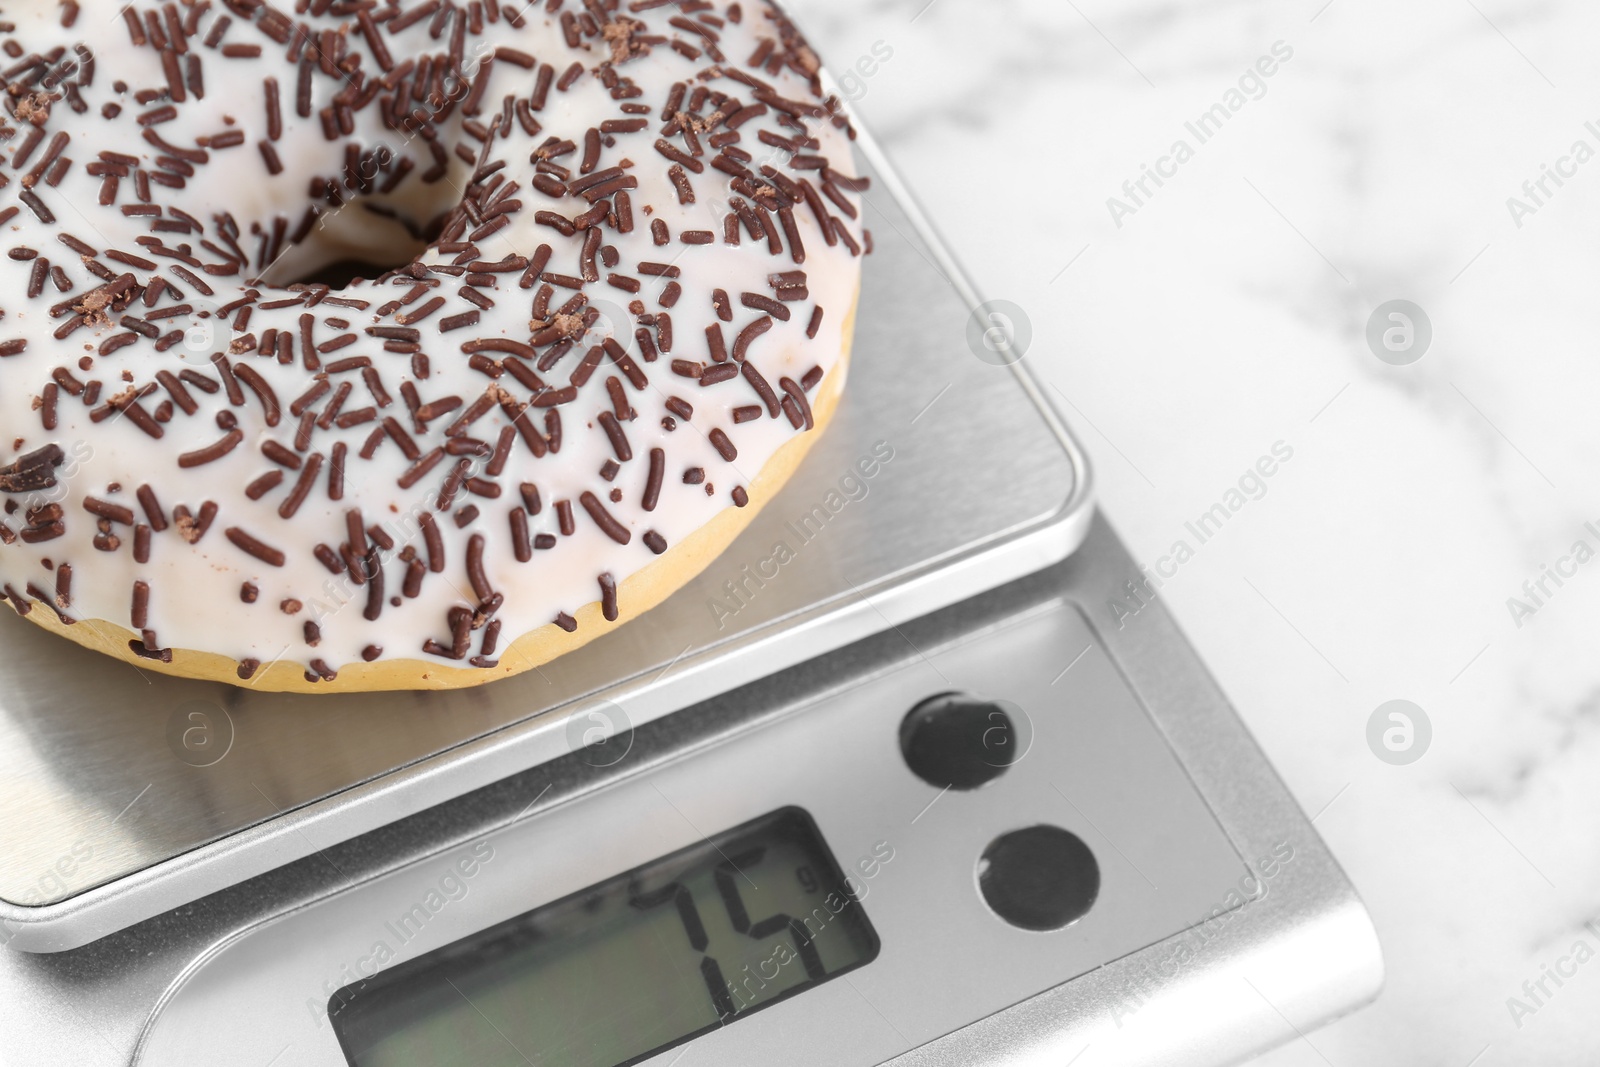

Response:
(331, 807), (880, 1067)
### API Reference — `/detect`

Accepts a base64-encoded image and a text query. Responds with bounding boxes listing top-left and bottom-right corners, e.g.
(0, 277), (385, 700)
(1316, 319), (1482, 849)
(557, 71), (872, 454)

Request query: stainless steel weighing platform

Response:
(0, 127), (1382, 1066)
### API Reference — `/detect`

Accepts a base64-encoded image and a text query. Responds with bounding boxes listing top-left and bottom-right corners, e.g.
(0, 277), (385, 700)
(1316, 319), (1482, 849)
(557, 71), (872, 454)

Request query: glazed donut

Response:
(0, 0), (868, 693)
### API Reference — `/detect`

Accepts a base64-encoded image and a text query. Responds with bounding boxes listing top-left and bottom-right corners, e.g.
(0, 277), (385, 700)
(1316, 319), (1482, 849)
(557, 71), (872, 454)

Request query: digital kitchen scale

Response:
(0, 128), (1382, 1066)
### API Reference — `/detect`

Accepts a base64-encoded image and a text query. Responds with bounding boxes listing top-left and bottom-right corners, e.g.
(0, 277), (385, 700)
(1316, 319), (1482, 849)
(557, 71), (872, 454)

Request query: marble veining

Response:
(798, 0), (1600, 1063)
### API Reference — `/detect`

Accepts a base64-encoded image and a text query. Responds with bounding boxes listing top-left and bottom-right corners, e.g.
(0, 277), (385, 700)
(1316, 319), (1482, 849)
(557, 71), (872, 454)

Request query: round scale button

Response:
(900, 692), (1024, 790)
(978, 825), (1100, 931)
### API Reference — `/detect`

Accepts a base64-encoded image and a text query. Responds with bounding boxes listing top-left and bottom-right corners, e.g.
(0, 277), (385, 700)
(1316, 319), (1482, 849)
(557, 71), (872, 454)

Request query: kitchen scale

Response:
(0, 125), (1382, 1066)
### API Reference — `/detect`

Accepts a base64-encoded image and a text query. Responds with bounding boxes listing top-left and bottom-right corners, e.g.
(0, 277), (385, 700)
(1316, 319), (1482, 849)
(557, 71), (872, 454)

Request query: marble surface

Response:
(795, 0), (1600, 1064)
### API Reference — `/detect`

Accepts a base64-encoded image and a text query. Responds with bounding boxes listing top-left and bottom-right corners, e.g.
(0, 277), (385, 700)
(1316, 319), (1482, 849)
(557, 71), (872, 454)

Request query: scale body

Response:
(0, 133), (1382, 1065)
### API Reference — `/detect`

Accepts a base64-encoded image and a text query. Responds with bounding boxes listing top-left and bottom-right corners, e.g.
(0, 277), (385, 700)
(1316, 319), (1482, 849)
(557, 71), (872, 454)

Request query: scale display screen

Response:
(330, 807), (880, 1067)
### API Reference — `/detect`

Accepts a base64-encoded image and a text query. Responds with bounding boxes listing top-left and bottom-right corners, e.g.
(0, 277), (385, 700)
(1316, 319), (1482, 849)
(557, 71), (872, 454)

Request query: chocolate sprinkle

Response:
(708, 428), (738, 462)
(225, 527), (286, 567)
(580, 490), (631, 545)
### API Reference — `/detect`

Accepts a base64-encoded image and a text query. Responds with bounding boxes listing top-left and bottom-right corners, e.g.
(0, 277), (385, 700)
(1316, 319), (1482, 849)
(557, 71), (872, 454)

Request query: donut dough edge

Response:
(9, 294), (856, 695)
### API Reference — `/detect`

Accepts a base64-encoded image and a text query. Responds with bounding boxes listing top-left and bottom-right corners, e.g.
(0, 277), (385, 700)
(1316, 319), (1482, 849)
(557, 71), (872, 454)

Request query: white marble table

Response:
(797, 0), (1600, 1063)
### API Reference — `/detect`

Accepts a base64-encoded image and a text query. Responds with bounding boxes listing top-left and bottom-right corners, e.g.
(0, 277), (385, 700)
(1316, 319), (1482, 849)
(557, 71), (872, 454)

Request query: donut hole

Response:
(258, 198), (452, 290)
(294, 255), (421, 290)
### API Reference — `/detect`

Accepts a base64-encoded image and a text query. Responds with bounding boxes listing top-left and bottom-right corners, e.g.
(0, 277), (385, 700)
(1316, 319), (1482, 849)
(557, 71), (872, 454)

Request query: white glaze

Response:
(0, 0), (864, 681)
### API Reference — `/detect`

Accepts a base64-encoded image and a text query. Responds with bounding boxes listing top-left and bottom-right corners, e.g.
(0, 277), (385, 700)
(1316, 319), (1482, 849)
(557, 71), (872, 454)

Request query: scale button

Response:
(899, 693), (1021, 790)
(978, 825), (1100, 931)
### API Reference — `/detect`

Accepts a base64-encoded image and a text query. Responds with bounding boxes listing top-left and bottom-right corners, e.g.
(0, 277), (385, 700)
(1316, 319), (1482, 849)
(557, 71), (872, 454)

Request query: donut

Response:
(0, 1), (869, 693)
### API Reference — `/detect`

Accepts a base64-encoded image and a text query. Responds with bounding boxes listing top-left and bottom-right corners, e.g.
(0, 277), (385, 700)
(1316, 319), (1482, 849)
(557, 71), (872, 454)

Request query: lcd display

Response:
(330, 807), (880, 1067)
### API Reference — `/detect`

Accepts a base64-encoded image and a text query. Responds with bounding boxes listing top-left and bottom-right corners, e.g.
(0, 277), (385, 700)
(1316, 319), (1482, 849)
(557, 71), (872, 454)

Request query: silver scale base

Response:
(0, 131), (1380, 1066)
